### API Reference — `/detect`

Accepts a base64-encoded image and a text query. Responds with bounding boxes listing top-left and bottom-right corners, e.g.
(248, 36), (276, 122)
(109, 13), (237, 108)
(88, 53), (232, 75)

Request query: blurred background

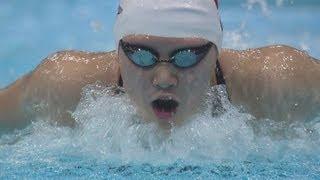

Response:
(0, 0), (319, 88)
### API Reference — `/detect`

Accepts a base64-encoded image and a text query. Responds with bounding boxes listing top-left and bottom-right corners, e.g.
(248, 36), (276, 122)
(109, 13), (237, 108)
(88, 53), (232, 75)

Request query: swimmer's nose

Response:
(152, 64), (178, 89)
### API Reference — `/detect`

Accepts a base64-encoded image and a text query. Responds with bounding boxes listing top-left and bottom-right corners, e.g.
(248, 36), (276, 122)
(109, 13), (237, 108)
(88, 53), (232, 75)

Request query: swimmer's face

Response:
(119, 35), (218, 128)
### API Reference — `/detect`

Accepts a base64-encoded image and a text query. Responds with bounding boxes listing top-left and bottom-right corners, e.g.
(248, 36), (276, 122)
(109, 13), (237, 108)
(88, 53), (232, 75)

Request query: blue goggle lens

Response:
(127, 49), (157, 67)
(171, 50), (199, 68)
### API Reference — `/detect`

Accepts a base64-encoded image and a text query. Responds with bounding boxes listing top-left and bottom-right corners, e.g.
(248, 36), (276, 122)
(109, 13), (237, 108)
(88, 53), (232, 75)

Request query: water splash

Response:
(224, 26), (250, 50)
(1, 84), (319, 167)
(246, 0), (271, 16)
(71, 84), (256, 164)
(276, 0), (285, 7)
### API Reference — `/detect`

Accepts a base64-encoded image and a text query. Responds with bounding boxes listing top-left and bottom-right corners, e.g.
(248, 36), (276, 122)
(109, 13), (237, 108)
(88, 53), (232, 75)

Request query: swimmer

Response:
(0, 0), (319, 130)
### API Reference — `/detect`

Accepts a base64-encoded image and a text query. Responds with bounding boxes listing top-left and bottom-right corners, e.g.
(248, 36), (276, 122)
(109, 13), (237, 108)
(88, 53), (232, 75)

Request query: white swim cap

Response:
(114, 0), (223, 53)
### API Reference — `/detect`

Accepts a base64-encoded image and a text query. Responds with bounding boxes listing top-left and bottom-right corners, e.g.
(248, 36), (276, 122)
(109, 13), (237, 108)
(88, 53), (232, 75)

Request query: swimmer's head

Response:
(114, 0), (223, 53)
(114, 0), (222, 128)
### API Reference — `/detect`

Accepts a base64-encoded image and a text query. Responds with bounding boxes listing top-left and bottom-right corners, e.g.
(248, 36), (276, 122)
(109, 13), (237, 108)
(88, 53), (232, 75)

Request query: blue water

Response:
(1, 0), (320, 179)
(0, 0), (320, 88)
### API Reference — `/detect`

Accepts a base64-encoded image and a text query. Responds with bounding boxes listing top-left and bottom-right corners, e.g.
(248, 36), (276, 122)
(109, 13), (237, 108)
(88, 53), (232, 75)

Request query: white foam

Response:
(1, 84), (319, 166)
(70, 84), (256, 164)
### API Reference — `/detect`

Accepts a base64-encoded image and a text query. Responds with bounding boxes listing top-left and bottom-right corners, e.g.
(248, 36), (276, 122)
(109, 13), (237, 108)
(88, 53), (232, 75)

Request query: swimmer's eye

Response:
(170, 42), (213, 68)
(120, 40), (158, 68)
(171, 50), (198, 68)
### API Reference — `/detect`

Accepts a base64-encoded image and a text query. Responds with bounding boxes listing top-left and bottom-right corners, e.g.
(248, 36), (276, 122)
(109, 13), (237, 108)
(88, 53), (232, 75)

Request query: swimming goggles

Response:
(120, 40), (213, 68)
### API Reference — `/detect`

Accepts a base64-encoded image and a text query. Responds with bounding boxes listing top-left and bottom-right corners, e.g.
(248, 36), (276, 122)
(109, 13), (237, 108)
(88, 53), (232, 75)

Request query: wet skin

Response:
(0, 35), (319, 130)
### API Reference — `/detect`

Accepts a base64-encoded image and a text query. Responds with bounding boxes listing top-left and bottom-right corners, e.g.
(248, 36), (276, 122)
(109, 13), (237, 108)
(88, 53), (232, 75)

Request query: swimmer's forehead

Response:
(122, 35), (210, 48)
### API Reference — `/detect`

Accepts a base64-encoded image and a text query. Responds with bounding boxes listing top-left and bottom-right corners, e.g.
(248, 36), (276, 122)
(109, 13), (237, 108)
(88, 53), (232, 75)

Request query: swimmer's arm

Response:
(0, 75), (32, 130)
(0, 50), (120, 130)
(220, 45), (320, 122)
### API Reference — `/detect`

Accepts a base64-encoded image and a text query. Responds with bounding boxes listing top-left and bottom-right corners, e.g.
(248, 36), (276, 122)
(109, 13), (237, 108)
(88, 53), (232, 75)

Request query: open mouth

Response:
(151, 98), (179, 120)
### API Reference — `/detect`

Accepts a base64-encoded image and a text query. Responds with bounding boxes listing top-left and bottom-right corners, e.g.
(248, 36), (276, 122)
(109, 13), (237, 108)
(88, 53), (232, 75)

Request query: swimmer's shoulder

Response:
(219, 45), (318, 77)
(9, 50), (122, 127)
(35, 50), (121, 86)
(220, 45), (315, 63)
(219, 45), (320, 122)
(1, 50), (121, 129)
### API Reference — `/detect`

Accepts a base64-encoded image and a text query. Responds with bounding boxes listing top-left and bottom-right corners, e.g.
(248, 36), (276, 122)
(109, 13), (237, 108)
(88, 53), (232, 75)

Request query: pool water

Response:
(1, 0), (320, 179)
